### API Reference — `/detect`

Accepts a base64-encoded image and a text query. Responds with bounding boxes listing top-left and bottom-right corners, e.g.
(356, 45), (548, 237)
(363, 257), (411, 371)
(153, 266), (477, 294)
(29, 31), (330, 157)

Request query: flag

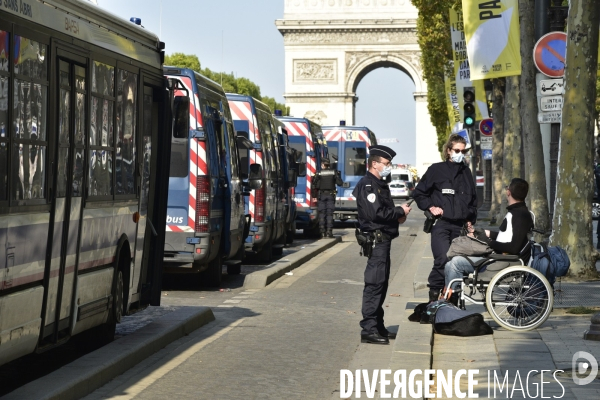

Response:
(462, 0), (521, 80)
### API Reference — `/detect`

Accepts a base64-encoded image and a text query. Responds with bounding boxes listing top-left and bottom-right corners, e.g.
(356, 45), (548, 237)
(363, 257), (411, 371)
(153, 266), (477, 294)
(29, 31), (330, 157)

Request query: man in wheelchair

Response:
(443, 178), (534, 305)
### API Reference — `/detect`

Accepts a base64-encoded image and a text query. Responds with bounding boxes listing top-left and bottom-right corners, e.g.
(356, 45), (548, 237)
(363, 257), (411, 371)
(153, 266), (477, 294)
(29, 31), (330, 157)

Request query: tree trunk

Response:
(490, 78), (506, 224)
(519, 0), (551, 235)
(500, 75), (522, 221)
(550, 0), (600, 280)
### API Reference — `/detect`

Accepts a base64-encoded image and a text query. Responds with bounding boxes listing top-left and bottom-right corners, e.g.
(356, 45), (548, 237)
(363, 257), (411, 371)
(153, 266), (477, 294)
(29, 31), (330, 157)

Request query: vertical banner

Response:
(445, 67), (462, 133)
(450, 8), (489, 121)
(462, 0), (521, 80)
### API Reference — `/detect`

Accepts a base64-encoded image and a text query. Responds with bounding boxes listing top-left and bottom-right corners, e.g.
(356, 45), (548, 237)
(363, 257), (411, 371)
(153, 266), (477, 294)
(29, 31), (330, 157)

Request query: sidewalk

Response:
(408, 215), (600, 399)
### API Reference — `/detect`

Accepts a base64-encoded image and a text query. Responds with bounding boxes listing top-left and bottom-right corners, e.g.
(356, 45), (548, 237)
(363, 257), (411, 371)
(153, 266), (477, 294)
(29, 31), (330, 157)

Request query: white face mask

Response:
(451, 152), (465, 163)
(379, 164), (392, 177)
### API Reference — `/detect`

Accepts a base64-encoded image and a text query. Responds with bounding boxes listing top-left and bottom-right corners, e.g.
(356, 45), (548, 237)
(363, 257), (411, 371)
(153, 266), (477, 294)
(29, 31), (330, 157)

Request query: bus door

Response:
(45, 53), (86, 342)
(203, 103), (225, 246)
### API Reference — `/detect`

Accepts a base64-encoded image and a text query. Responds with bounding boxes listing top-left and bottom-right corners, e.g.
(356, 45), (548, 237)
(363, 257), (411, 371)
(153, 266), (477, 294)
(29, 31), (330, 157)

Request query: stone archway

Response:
(276, 0), (439, 174)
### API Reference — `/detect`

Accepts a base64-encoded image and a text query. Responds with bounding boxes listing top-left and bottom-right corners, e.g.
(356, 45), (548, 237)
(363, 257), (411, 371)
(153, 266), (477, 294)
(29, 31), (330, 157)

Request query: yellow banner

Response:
(462, 0), (521, 80)
(450, 8), (489, 121)
(445, 68), (462, 133)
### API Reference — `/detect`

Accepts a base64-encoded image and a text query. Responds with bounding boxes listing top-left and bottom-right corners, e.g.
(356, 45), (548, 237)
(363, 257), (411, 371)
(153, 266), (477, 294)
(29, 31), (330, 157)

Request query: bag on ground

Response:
(408, 300), (493, 336)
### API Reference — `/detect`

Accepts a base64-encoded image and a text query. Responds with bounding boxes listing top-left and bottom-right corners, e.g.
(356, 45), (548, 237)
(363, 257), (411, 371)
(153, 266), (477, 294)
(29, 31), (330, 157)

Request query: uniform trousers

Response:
(318, 192), (335, 231)
(360, 240), (391, 335)
(428, 219), (464, 290)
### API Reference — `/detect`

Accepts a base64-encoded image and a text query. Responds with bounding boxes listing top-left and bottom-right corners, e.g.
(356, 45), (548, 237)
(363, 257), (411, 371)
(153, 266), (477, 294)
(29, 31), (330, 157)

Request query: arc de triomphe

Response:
(276, 0), (439, 174)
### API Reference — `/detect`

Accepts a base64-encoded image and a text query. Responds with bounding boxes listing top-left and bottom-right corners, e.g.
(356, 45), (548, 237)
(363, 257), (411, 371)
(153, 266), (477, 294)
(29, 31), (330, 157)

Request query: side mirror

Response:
(297, 162), (307, 177)
(173, 96), (190, 139)
(248, 163), (263, 189)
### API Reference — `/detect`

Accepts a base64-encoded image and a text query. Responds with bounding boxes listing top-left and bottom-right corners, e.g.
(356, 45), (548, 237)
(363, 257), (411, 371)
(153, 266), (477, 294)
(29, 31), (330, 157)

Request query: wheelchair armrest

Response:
(488, 253), (520, 261)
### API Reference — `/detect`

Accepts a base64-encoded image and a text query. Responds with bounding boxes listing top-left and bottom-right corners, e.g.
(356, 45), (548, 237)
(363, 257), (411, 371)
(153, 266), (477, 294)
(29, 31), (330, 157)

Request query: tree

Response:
(500, 76), (522, 221)
(164, 53), (289, 115)
(519, 0), (550, 235)
(551, 0), (600, 280)
(489, 78), (505, 224)
(411, 0), (461, 152)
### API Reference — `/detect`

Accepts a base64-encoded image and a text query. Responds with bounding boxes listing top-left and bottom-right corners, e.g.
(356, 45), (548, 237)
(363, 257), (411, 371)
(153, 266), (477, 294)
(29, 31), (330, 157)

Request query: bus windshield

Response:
(344, 143), (367, 176)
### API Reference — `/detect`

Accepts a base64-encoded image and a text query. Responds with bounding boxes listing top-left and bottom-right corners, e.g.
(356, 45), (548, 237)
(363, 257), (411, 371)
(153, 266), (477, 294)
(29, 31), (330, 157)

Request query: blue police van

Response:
(163, 68), (261, 286)
(322, 125), (377, 221)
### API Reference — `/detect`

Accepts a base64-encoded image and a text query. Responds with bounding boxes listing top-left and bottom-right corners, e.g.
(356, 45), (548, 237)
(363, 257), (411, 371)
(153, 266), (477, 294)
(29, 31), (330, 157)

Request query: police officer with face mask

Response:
(354, 145), (411, 345)
(413, 134), (477, 302)
(313, 160), (343, 238)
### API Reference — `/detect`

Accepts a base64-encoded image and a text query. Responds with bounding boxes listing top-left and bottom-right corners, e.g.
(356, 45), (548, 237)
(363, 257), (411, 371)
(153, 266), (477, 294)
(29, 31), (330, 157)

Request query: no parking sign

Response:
(534, 32), (567, 78)
(479, 119), (493, 136)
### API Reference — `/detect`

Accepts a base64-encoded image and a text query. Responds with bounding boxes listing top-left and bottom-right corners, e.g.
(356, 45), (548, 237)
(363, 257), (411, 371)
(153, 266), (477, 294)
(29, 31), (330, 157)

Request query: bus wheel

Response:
(201, 256), (222, 287)
(227, 264), (241, 275)
(113, 270), (124, 323)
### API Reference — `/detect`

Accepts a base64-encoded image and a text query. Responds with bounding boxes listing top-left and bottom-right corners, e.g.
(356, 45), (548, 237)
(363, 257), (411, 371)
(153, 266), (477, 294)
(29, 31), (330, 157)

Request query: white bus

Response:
(0, 0), (176, 366)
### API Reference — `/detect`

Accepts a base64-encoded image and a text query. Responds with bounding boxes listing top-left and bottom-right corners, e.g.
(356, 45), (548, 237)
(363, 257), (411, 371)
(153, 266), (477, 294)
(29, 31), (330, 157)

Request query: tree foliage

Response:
(164, 53), (289, 115)
(411, 0), (461, 153)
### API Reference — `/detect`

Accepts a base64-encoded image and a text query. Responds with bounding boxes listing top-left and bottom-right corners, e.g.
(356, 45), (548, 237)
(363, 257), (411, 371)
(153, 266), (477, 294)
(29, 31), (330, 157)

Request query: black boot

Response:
(428, 288), (441, 303)
(326, 230), (333, 238)
(320, 229), (326, 239)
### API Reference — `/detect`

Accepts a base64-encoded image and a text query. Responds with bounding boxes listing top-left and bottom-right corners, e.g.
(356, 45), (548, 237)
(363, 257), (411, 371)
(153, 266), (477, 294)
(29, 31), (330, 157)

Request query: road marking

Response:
(271, 242), (353, 289)
(216, 305), (234, 308)
(239, 291), (255, 295)
(106, 318), (246, 399)
(223, 300), (241, 304)
(317, 279), (363, 285)
(232, 296), (249, 299)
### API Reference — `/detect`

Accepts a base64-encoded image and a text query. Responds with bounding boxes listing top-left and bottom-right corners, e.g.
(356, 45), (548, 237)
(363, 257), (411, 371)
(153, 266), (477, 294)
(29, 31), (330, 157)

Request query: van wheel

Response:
(227, 264), (241, 275)
(113, 270), (124, 323)
(256, 240), (273, 263)
(272, 246), (283, 256)
(201, 256), (222, 287)
(93, 269), (123, 345)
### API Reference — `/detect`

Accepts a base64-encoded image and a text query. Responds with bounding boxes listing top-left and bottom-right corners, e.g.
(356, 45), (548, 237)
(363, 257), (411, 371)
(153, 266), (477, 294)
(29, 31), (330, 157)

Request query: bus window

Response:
(89, 62), (114, 197)
(116, 69), (137, 195)
(327, 142), (338, 170)
(344, 144), (367, 176)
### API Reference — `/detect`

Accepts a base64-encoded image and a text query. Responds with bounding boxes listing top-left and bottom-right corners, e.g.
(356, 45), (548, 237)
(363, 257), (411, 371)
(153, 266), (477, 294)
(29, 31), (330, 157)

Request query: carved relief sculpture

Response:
(294, 59), (337, 83)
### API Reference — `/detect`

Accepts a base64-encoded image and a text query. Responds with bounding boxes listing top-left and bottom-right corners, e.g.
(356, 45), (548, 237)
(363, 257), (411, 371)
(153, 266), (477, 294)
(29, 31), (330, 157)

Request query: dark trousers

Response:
(360, 240), (391, 335)
(429, 219), (463, 290)
(318, 193), (335, 231)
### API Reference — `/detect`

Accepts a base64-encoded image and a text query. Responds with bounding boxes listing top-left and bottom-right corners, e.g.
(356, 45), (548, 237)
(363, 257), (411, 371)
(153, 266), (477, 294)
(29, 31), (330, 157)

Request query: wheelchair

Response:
(443, 228), (554, 332)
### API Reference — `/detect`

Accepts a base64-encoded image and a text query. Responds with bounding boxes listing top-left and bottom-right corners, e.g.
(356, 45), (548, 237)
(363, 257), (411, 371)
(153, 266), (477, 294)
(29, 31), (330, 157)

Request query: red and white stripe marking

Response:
(165, 75), (207, 233)
(229, 100), (263, 218)
(283, 121), (316, 208)
(323, 128), (372, 145)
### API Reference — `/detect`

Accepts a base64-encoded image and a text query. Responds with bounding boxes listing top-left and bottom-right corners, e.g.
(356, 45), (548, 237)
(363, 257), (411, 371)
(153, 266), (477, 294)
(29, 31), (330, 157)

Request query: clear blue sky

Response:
(94, 0), (416, 165)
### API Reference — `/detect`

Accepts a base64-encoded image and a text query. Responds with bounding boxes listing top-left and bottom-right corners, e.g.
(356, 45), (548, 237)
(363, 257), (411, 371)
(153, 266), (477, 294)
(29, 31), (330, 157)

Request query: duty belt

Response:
(320, 190), (336, 195)
(363, 230), (392, 242)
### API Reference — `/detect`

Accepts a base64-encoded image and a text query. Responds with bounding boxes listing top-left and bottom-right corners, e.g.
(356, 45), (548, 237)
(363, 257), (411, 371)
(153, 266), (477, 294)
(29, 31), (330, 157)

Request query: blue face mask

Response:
(379, 165), (392, 177)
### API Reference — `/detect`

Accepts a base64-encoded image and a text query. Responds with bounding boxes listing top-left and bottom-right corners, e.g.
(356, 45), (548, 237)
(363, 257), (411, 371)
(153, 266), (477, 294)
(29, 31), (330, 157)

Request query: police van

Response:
(163, 68), (260, 286)
(227, 95), (287, 261)
(273, 117), (303, 244)
(322, 124), (377, 221)
(277, 117), (329, 236)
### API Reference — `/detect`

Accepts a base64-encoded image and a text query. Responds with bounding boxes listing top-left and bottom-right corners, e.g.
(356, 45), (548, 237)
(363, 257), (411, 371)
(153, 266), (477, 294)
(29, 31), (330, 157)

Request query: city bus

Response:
(322, 125), (377, 220)
(0, 0), (175, 366)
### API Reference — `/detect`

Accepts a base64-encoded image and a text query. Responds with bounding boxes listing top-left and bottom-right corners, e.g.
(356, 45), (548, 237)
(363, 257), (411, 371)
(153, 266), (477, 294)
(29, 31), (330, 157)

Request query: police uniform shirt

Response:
(313, 168), (343, 191)
(413, 161), (477, 223)
(353, 171), (405, 238)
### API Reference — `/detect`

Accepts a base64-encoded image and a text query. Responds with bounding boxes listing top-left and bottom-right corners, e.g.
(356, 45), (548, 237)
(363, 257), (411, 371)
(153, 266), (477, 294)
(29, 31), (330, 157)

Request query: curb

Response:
(244, 236), (342, 289)
(4, 306), (215, 400)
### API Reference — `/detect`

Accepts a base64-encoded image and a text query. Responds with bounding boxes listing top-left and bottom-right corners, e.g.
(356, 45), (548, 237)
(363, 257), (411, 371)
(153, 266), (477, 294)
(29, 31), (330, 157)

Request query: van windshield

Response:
(344, 143), (367, 176)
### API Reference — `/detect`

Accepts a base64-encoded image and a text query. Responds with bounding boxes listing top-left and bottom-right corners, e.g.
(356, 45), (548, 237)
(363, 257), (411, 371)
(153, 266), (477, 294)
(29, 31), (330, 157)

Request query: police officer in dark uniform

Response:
(354, 145), (411, 345)
(313, 160), (343, 238)
(413, 134), (477, 302)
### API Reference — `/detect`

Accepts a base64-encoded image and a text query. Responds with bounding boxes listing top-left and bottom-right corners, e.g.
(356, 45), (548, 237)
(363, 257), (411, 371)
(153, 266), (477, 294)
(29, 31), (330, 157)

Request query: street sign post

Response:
(533, 32), (567, 78)
(537, 78), (564, 96)
(479, 118), (493, 136)
(540, 95), (563, 111)
(480, 136), (492, 150)
(538, 111), (562, 124)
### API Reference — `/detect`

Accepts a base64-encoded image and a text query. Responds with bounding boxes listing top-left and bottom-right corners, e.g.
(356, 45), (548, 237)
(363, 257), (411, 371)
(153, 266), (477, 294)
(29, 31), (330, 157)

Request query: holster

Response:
(355, 228), (374, 258)
(423, 210), (439, 234)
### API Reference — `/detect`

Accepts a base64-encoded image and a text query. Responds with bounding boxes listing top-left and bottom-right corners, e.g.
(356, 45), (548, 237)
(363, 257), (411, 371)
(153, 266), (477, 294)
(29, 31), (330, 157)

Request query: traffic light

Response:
(463, 87), (476, 128)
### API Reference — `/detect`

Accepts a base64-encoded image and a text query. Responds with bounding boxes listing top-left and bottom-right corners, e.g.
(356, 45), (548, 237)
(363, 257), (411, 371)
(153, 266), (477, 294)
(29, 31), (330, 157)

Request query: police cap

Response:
(368, 145), (396, 161)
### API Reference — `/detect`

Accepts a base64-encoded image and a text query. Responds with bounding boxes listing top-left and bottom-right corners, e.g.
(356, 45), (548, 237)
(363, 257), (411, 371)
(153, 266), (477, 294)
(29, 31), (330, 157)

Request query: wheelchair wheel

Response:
(485, 266), (553, 331)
